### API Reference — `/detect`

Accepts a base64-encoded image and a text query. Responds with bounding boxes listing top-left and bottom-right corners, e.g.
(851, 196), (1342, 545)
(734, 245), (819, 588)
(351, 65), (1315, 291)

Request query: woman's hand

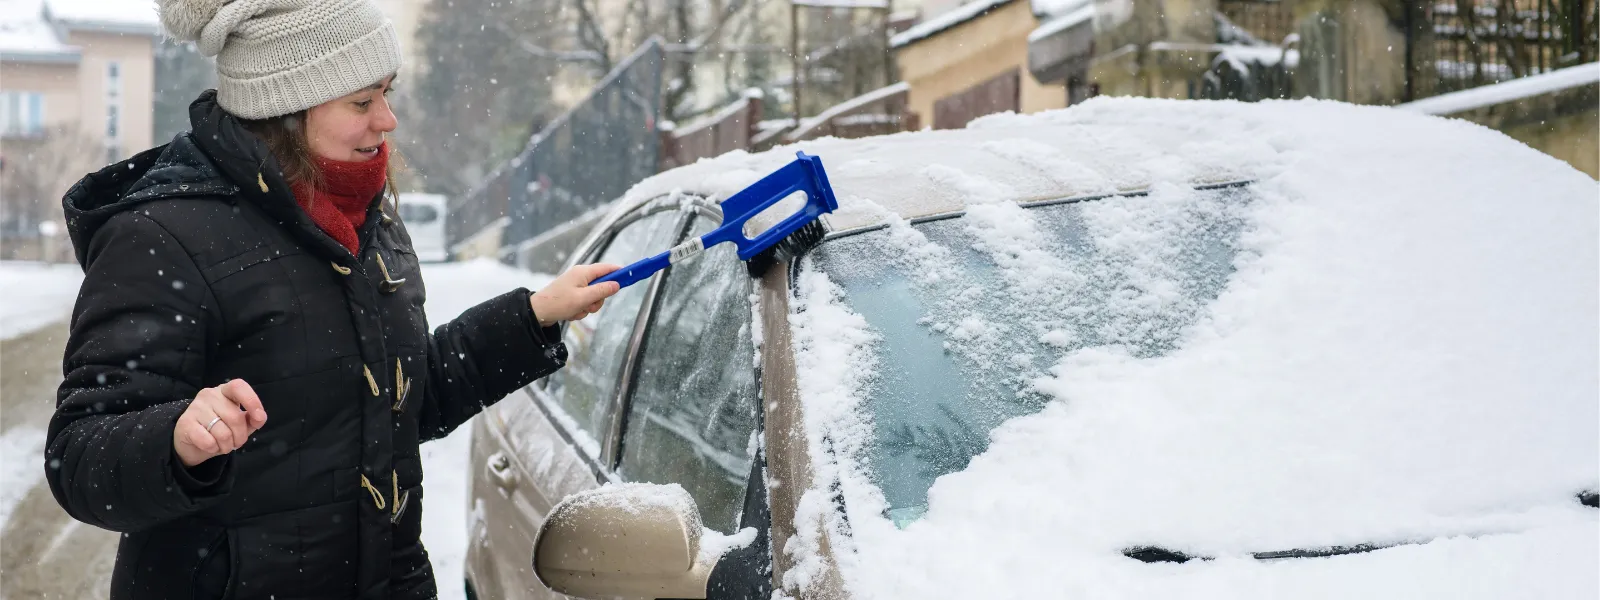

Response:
(529, 263), (624, 327)
(173, 379), (269, 468)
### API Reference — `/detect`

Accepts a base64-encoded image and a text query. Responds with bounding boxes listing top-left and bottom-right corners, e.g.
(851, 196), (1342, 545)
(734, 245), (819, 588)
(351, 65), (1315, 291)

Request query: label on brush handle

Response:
(668, 238), (705, 264)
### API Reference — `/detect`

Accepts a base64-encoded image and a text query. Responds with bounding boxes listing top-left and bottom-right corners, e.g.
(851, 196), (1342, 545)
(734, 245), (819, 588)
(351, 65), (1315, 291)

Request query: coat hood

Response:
(63, 90), (370, 268)
(62, 134), (235, 268)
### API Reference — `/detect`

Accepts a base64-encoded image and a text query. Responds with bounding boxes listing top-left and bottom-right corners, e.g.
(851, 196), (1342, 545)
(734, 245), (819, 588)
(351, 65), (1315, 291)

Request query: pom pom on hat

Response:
(157, 0), (228, 45)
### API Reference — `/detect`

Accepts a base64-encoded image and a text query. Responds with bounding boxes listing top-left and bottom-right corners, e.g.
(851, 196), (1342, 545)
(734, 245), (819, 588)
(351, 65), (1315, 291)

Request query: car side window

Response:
(617, 215), (760, 533)
(543, 209), (685, 447)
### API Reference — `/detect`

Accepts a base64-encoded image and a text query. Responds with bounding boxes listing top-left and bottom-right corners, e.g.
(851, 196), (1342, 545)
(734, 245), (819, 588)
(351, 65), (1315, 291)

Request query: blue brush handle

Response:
(588, 151), (837, 291)
(593, 250), (672, 289)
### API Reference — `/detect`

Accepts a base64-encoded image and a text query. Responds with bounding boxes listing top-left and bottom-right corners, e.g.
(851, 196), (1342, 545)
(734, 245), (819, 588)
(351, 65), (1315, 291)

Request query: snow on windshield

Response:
(807, 183), (1251, 527)
(783, 98), (1598, 599)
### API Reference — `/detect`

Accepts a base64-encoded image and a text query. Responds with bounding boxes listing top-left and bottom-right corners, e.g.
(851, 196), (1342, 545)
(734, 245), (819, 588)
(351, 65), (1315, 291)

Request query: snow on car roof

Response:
(621, 101), (1283, 234)
(666, 97), (1597, 599)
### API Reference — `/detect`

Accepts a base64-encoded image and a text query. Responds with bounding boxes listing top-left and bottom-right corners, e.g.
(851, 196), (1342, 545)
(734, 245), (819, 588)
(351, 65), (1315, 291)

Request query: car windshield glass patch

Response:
(806, 184), (1255, 528)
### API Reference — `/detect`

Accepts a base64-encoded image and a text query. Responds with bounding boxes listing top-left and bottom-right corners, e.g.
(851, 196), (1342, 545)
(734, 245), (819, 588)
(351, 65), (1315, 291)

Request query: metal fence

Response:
(1196, 0), (1597, 103)
(447, 39), (665, 254)
(658, 91), (762, 172)
(787, 81), (914, 142)
(1218, 0), (1297, 45)
(1428, 0), (1599, 94)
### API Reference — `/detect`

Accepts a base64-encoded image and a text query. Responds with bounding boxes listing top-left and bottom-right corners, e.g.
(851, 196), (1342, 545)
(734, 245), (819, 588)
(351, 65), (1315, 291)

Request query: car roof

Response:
(620, 97), (1281, 233)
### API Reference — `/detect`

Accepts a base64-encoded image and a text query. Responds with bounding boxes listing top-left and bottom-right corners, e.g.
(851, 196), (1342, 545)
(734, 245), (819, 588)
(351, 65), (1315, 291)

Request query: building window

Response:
(105, 61), (122, 160)
(0, 91), (45, 137)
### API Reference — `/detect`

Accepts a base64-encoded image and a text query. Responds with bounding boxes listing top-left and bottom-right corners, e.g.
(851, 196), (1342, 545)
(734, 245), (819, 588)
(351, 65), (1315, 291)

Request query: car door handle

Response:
(487, 452), (518, 489)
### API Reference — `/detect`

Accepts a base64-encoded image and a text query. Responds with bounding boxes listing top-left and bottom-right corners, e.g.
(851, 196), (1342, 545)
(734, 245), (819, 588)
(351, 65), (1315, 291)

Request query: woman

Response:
(43, 0), (620, 598)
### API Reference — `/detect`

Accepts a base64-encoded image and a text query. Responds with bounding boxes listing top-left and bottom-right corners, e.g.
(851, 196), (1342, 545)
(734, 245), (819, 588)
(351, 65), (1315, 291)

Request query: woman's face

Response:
(305, 75), (398, 162)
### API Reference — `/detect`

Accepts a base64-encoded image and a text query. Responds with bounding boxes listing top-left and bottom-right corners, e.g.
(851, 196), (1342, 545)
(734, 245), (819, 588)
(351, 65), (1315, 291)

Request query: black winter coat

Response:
(45, 91), (568, 600)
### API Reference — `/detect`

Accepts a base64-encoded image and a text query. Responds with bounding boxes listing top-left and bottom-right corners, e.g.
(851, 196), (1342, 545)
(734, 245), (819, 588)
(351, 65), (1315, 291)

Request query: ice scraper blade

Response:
(593, 151), (839, 289)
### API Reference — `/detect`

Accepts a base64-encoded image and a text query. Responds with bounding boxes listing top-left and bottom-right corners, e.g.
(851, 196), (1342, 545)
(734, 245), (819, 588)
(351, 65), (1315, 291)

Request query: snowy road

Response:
(414, 260), (556, 600)
(1, 322), (118, 600)
(0, 259), (553, 600)
(0, 261), (82, 340)
(0, 261), (97, 600)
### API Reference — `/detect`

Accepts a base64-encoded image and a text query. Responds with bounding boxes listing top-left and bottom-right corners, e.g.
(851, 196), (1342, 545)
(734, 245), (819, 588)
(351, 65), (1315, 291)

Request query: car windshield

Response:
(805, 184), (1253, 527)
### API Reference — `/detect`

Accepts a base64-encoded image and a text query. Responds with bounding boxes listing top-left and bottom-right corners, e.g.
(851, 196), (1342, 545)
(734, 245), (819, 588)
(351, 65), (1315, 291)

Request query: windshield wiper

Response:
(1129, 489), (1600, 564)
(1124, 542), (1397, 564)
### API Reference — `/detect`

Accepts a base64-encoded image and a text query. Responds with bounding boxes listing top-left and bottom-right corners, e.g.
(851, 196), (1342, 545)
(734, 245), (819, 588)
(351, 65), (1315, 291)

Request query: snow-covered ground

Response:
(0, 260), (84, 585)
(417, 259), (555, 600)
(0, 261), (84, 340)
(0, 427), (48, 529)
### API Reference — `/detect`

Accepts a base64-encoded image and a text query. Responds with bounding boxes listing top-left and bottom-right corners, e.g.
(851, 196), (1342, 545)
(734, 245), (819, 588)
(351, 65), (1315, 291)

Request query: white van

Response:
(396, 193), (448, 262)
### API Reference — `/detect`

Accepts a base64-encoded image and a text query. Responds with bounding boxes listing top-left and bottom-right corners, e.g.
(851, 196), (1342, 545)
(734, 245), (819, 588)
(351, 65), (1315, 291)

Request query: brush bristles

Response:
(747, 220), (827, 278)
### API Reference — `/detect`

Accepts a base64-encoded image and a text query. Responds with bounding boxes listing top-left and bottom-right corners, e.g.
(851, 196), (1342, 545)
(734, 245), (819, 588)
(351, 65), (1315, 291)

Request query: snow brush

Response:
(593, 151), (838, 289)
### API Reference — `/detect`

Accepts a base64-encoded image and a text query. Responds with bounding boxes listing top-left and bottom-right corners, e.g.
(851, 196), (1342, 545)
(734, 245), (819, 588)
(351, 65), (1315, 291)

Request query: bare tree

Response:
(1496, 0), (1531, 79)
(396, 0), (569, 196)
(1456, 0), (1490, 86)
(573, 0), (615, 72)
(153, 39), (217, 143)
(1, 126), (102, 261)
(565, 0), (770, 121)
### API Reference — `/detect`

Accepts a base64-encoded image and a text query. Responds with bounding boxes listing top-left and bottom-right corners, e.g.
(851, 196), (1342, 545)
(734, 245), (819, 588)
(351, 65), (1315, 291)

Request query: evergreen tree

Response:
(152, 39), (217, 143)
(396, 0), (568, 195)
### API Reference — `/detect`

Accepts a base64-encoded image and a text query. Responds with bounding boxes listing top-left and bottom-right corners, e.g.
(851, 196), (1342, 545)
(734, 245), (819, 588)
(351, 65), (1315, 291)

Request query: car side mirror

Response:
(533, 483), (718, 599)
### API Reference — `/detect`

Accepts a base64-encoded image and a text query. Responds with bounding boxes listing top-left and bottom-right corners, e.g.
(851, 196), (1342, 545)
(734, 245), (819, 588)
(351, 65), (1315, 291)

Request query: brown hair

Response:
(241, 112), (321, 190)
(240, 112), (404, 206)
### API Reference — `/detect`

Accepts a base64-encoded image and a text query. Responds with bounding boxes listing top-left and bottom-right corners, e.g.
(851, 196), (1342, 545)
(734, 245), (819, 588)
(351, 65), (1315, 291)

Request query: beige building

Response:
(1, 0), (158, 259)
(1, 0), (159, 161)
(892, 0), (1065, 129)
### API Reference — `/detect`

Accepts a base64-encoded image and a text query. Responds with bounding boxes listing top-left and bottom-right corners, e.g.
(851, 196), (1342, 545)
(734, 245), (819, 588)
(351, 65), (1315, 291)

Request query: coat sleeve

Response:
(46, 211), (233, 533)
(417, 287), (568, 441)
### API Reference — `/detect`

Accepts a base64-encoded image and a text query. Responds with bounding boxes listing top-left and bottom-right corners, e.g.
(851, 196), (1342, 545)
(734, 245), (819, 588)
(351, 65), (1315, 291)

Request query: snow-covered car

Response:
(464, 98), (1598, 600)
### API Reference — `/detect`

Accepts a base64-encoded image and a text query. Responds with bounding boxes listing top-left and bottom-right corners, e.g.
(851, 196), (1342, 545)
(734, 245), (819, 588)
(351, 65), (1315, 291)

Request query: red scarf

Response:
(291, 143), (390, 254)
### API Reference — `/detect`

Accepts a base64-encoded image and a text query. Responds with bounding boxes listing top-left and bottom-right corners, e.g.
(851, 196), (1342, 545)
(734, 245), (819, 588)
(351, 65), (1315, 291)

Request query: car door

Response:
(615, 212), (763, 534)
(467, 204), (690, 600)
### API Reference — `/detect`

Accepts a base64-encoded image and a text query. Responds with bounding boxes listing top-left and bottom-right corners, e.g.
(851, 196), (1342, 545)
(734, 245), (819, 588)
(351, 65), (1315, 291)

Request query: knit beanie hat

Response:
(158, 0), (403, 120)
